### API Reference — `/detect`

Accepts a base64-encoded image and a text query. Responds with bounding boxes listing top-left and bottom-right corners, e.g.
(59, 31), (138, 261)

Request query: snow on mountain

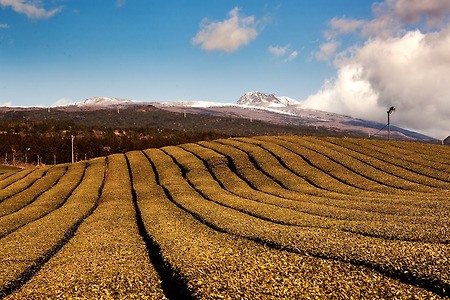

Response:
(73, 97), (138, 107)
(237, 91), (300, 107)
(63, 93), (433, 140)
(153, 100), (236, 108)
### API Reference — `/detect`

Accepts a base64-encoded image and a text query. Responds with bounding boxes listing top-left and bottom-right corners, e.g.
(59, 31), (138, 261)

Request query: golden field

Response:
(0, 136), (449, 299)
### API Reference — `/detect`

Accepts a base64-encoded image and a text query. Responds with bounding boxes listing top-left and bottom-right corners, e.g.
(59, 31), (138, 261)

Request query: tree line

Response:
(0, 120), (227, 166)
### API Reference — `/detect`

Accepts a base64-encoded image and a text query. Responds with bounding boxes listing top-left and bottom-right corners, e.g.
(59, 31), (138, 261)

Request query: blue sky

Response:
(0, 0), (371, 106)
(1, 0), (450, 139)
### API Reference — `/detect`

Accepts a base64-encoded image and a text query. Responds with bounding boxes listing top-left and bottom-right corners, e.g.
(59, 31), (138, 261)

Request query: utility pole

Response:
(25, 148), (30, 169)
(387, 106), (395, 140)
(71, 135), (75, 163)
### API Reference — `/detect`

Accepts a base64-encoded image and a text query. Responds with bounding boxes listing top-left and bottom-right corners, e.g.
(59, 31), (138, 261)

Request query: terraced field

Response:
(0, 136), (449, 299)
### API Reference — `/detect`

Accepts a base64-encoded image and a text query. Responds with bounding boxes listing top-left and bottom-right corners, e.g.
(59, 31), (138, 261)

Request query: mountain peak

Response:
(75, 97), (136, 107)
(237, 91), (299, 107)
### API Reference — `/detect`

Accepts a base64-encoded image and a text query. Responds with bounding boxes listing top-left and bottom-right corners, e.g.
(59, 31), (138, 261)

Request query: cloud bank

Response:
(0, 0), (62, 19)
(192, 7), (261, 53)
(305, 0), (450, 139)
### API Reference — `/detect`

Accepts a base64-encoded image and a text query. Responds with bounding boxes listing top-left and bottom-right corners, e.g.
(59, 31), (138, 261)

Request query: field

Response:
(0, 135), (448, 299)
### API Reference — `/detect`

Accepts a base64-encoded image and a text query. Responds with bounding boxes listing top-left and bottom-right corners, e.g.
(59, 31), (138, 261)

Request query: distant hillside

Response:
(0, 105), (362, 165)
(0, 105), (363, 138)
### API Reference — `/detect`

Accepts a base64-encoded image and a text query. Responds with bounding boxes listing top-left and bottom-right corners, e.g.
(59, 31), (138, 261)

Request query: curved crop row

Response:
(280, 136), (436, 194)
(165, 145), (447, 243)
(1, 135), (449, 298)
(0, 166), (67, 217)
(139, 148), (439, 299)
(0, 169), (33, 189)
(390, 140), (450, 166)
(251, 136), (404, 195)
(146, 146), (449, 297)
(305, 136), (450, 190)
(5, 155), (166, 299)
(0, 162), (86, 238)
(0, 167), (48, 203)
(0, 158), (105, 298)
(329, 137), (450, 183)
(199, 139), (444, 219)
(243, 137), (441, 212)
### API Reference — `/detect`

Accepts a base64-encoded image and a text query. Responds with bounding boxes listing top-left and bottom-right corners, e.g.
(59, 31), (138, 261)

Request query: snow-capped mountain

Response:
(74, 97), (138, 107)
(237, 91), (300, 107)
(60, 93), (433, 140)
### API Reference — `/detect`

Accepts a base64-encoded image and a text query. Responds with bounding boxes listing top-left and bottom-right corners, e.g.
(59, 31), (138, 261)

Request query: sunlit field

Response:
(0, 136), (449, 299)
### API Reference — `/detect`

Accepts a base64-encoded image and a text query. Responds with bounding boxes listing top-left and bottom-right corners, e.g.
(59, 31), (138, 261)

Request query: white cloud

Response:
(304, 0), (450, 139)
(52, 98), (72, 106)
(0, 101), (12, 107)
(305, 28), (450, 139)
(284, 50), (298, 62)
(268, 44), (298, 62)
(315, 41), (340, 61)
(268, 44), (289, 56)
(0, 24), (9, 28)
(324, 17), (366, 39)
(0, 0), (62, 19)
(192, 7), (261, 53)
(394, 0), (450, 28)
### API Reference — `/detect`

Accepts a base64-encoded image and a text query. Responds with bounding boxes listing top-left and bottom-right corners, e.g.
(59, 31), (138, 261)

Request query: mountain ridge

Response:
(237, 91), (300, 107)
(3, 93), (436, 141)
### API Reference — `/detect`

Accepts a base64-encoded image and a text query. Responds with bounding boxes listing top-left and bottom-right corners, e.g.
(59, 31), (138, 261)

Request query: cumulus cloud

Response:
(268, 44), (289, 56)
(324, 17), (366, 39)
(315, 41), (340, 61)
(0, 0), (62, 19)
(304, 0), (450, 139)
(393, 0), (450, 28)
(192, 7), (261, 53)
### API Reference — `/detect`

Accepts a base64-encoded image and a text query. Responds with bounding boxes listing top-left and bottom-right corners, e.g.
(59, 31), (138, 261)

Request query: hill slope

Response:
(68, 94), (435, 140)
(0, 136), (449, 299)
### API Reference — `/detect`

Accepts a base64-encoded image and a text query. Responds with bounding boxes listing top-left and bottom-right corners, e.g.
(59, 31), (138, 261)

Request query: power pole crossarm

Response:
(387, 106), (395, 140)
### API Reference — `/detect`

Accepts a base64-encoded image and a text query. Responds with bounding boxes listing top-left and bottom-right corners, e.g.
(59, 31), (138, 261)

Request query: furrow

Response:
(0, 168), (48, 204)
(276, 136), (437, 196)
(308, 136), (450, 191)
(0, 158), (106, 298)
(0, 166), (67, 217)
(143, 148), (441, 299)
(199, 140), (443, 219)
(145, 147), (450, 298)
(127, 151), (196, 300)
(0, 162), (86, 239)
(331, 137), (450, 184)
(300, 136), (443, 194)
(164, 145), (448, 243)
(0, 169), (32, 190)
